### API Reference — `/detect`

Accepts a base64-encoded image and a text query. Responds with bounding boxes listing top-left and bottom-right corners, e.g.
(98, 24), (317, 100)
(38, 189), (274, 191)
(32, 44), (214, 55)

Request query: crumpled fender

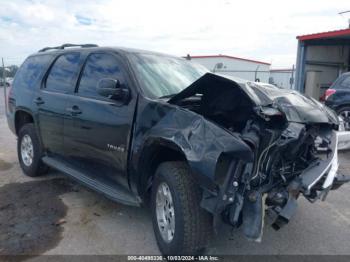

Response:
(130, 99), (253, 194)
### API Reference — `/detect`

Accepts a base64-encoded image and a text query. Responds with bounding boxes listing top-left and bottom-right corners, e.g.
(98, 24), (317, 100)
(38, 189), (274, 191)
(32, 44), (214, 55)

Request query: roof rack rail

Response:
(38, 43), (98, 52)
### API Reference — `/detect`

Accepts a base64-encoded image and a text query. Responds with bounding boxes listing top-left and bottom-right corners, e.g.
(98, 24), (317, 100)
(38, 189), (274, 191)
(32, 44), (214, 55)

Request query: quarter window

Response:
(46, 53), (81, 93)
(340, 76), (350, 88)
(13, 55), (53, 89)
(78, 53), (125, 98)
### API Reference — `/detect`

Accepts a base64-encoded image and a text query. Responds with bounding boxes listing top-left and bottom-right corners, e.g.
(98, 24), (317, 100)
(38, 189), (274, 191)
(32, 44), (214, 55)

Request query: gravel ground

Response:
(0, 90), (349, 259)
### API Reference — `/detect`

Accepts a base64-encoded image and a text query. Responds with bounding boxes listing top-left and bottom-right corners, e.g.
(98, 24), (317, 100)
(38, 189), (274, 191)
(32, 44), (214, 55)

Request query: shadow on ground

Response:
(0, 159), (13, 171)
(0, 178), (74, 256)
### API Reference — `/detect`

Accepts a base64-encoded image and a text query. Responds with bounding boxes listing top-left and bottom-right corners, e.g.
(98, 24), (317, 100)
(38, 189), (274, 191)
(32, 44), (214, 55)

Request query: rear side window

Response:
(46, 53), (81, 93)
(339, 75), (350, 88)
(78, 53), (125, 98)
(13, 55), (52, 89)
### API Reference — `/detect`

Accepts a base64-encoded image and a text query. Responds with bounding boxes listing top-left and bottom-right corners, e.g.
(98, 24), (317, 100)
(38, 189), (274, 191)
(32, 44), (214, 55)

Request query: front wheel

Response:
(151, 162), (212, 255)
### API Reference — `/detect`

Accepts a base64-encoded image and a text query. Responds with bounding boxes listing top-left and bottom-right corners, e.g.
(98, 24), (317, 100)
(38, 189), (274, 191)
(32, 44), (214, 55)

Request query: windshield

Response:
(129, 53), (208, 98)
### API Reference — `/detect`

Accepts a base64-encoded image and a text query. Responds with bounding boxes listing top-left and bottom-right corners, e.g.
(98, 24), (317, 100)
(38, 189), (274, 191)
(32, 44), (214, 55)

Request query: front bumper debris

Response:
(226, 130), (349, 241)
(331, 173), (350, 190)
(337, 131), (350, 150)
(201, 125), (349, 243)
(269, 131), (349, 232)
(301, 131), (339, 197)
(300, 131), (349, 202)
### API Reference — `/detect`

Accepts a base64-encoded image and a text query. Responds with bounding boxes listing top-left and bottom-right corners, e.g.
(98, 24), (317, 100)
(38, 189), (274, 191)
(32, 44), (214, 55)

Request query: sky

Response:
(0, 0), (349, 68)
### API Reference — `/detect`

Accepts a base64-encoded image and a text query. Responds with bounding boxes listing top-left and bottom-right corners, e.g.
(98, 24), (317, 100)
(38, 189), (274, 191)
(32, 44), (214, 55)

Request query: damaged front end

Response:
(168, 73), (350, 241)
(217, 123), (344, 241)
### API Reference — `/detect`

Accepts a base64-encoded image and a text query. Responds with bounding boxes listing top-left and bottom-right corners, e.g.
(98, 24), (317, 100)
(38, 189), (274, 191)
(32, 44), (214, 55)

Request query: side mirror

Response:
(97, 78), (130, 102)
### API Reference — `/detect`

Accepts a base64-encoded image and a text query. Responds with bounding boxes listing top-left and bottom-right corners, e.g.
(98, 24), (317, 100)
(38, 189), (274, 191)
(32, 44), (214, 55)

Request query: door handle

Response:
(66, 106), (82, 115)
(34, 97), (45, 105)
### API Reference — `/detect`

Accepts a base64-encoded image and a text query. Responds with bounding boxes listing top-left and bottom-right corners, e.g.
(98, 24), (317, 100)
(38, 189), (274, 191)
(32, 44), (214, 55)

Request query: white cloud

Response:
(0, 0), (349, 67)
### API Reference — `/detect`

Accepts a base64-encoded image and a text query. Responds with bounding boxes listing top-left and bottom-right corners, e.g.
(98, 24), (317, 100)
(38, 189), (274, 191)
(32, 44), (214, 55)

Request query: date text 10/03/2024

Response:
(127, 255), (220, 261)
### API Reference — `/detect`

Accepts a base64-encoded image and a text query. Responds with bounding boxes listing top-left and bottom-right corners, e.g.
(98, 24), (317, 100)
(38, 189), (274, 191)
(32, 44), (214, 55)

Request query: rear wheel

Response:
(337, 106), (350, 131)
(17, 123), (48, 177)
(151, 162), (212, 255)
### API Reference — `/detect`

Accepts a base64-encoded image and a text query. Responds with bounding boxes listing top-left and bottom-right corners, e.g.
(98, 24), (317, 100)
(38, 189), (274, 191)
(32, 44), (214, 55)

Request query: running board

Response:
(42, 156), (140, 206)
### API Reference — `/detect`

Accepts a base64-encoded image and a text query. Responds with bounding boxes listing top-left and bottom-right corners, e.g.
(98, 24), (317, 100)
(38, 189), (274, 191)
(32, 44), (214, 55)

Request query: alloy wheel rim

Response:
(156, 182), (175, 243)
(21, 134), (34, 166)
(340, 110), (350, 131)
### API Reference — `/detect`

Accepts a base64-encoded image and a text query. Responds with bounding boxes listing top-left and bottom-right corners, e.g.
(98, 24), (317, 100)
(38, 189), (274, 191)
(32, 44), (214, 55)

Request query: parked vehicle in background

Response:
(6, 44), (349, 255)
(0, 79), (10, 87)
(324, 72), (350, 130)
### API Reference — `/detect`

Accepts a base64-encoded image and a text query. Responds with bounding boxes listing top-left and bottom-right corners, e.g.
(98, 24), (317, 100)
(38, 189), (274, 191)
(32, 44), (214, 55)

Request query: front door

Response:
(64, 52), (136, 188)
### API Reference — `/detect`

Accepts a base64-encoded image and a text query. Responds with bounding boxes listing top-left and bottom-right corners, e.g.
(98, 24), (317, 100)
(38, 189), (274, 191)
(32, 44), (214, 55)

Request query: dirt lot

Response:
(0, 91), (350, 258)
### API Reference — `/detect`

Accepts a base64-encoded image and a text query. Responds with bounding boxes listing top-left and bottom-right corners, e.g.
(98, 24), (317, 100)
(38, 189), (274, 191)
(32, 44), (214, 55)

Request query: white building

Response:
(187, 54), (271, 83)
(269, 68), (295, 89)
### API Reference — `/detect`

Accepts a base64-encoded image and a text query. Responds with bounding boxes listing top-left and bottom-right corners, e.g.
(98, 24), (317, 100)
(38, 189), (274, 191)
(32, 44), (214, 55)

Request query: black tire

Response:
(151, 161), (212, 255)
(336, 106), (350, 131)
(17, 123), (48, 177)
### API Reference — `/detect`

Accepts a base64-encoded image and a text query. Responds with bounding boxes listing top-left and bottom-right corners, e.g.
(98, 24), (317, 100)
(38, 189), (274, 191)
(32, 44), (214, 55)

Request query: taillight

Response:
(324, 89), (336, 100)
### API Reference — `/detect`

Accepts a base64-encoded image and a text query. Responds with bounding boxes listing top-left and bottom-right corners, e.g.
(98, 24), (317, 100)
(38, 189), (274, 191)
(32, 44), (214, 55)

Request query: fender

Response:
(129, 98), (254, 198)
(14, 107), (47, 151)
(14, 107), (37, 132)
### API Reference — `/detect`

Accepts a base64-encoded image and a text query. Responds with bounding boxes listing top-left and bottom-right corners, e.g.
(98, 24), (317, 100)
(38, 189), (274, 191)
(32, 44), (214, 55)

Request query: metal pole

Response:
(2, 58), (8, 115)
(290, 64), (295, 89)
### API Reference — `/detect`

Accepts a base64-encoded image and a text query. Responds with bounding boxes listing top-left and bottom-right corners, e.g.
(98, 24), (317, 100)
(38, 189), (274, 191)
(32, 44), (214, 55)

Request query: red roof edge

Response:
(187, 55), (271, 65)
(297, 28), (350, 41)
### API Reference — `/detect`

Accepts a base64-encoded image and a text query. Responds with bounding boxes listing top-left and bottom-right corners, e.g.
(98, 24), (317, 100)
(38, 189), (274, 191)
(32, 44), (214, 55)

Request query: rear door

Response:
(36, 52), (83, 155)
(63, 52), (136, 188)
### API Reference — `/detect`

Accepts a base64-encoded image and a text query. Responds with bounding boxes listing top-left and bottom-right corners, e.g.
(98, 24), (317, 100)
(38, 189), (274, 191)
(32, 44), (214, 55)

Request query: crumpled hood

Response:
(169, 73), (339, 125)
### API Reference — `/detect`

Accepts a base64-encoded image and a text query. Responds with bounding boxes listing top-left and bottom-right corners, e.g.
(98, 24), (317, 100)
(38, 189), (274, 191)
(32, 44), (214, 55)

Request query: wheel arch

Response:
(15, 109), (35, 135)
(136, 139), (187, 200)
(335, 104), (350, 113)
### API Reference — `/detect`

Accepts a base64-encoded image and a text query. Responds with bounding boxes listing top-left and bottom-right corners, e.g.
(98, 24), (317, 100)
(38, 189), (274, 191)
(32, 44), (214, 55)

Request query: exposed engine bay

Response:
(168, 73), (349, 241)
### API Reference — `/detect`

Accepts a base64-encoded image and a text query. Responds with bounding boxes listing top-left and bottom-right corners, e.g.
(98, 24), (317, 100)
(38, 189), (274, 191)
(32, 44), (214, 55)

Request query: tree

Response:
(0, 65), (19, 78)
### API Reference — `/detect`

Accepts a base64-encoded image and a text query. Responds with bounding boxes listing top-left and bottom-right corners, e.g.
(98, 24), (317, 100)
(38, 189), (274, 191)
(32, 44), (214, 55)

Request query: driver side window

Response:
(78, 53), (125, 98)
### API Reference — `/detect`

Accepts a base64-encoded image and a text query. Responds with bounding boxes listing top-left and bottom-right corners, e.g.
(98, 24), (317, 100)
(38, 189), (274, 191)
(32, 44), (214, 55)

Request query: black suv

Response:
(324, 72), (350, 130)
(7, 44), (349, 255)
